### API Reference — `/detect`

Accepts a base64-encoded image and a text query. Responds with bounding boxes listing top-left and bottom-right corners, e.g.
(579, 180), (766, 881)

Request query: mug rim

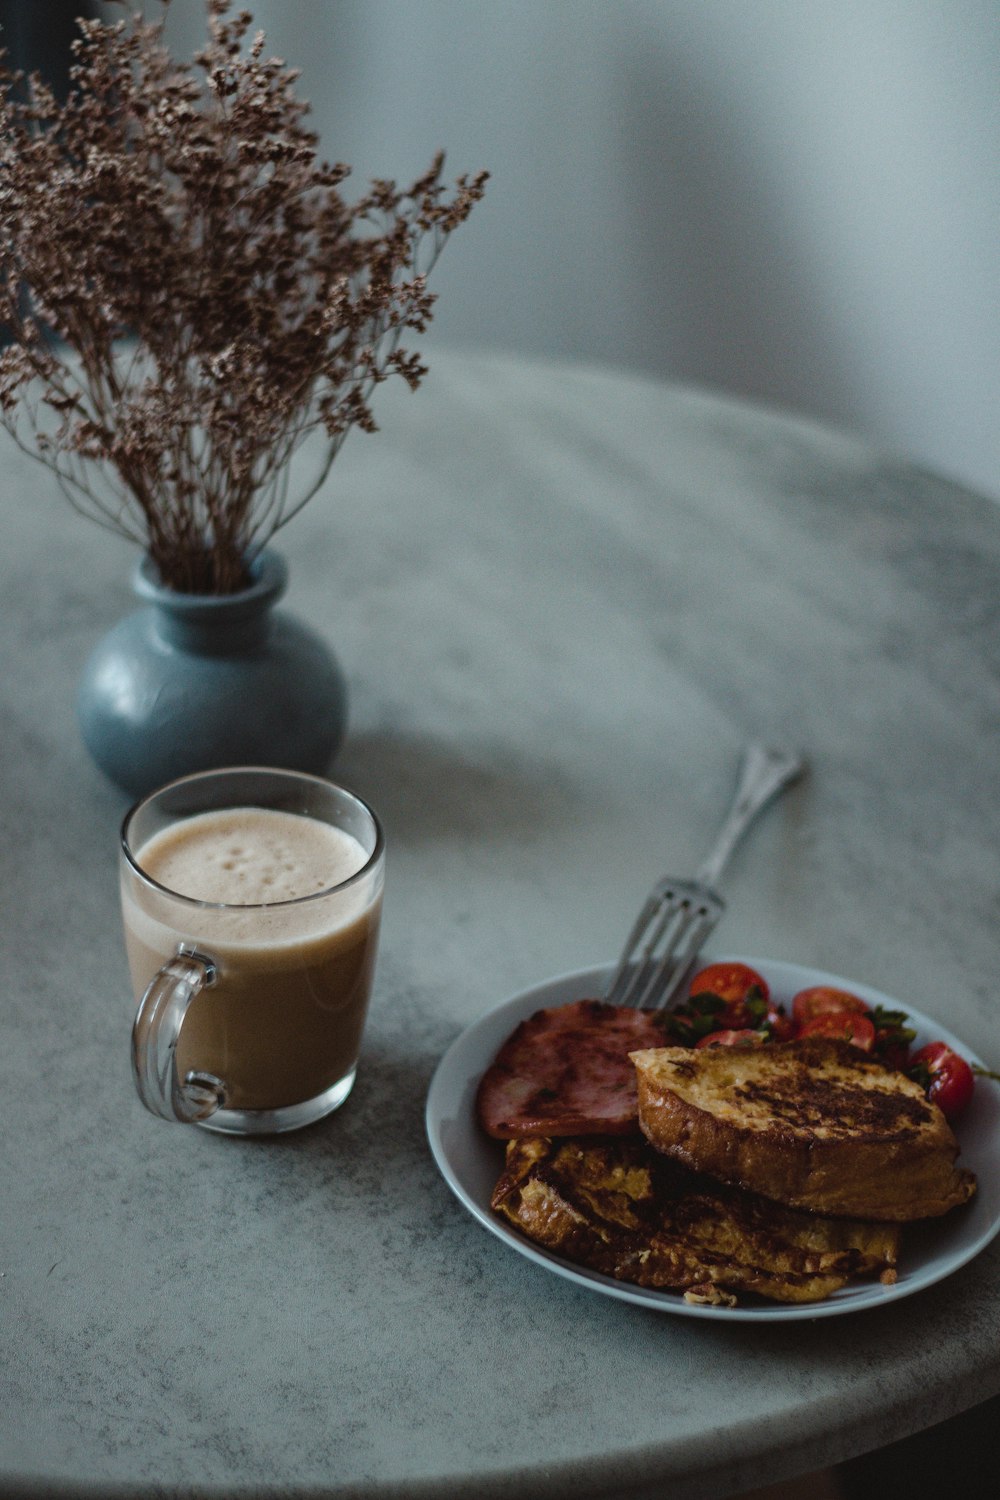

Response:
(120, 765), (385, 913)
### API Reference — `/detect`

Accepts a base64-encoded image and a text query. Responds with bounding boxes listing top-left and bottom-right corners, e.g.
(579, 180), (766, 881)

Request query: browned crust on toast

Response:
(491, 1135), (901, 1304)
(630, 1038), (976, 1221)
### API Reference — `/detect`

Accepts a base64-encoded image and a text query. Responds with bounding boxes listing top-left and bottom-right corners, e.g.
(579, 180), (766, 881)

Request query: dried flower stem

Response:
(0, 0), (487, 593)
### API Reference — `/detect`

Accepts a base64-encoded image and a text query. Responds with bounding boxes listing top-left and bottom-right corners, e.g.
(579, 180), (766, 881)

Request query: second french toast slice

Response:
(491, 1134), (900, 1304)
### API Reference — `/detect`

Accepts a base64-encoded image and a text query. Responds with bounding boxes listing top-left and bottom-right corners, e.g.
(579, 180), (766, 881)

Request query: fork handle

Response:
(694, 743), (806, 890)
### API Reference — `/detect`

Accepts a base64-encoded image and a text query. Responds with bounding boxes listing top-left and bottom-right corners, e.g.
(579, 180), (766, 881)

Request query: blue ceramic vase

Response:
(78, 551), (348, 798)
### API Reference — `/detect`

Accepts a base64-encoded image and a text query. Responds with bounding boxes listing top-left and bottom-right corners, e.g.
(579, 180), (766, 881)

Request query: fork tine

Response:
(632, 896), (722, 1011)
(604, 886), (671, 1005)
(608, 886), (697, 1007)
(604, 742), (805, 1014)
(604, 880), (725, 1010)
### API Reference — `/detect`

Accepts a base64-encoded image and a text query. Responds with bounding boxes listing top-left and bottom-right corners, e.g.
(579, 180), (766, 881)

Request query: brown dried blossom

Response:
(0, 0), (487, 592)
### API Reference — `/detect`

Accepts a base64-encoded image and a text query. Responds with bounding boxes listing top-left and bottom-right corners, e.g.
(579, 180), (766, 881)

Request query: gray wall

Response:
(157, 0), (1000, 500)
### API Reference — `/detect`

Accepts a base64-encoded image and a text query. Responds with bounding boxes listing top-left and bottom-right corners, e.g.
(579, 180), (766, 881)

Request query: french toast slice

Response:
(631, 1038), (977, 1221)
(491, 1135), (901, 1305)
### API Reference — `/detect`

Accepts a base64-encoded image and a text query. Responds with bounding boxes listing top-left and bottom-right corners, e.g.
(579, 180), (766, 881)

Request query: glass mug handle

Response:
(130, 946), (227, 1123)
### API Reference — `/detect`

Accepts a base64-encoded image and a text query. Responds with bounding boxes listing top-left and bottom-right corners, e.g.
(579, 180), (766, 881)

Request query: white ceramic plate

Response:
(425, 956), (1000, 1321)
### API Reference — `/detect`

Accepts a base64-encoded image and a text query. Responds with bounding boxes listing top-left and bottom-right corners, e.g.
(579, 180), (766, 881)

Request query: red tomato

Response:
(766, 1011), (798, 1043)
(798, 1012), (877, 1052)
(791, 986), (870, 1027)
(909, 1042), (975, 1120)
(688, 962), (771, 1030)
(690, 962), (770, 1006)
(695, 1029), (767, 1049)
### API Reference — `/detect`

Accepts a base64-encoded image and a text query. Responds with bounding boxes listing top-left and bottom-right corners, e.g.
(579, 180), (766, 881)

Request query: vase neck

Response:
(135, 552), (287, 656)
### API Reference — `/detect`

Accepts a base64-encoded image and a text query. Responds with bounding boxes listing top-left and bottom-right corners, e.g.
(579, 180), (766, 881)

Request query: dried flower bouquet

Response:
(0, 0), (486, 593)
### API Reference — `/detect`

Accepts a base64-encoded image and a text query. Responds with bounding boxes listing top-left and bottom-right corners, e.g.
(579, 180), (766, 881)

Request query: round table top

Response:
(2, 349), (999, 1500)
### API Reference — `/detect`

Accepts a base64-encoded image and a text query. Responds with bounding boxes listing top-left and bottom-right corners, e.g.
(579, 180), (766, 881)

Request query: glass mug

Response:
(120, 767), (385, 1135)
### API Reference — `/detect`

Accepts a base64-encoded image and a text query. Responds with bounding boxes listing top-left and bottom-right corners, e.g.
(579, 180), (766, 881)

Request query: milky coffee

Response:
(123, 806), (381, 1111)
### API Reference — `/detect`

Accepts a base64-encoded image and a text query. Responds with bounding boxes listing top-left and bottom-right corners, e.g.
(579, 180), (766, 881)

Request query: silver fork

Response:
(604, 742), (807, 1010)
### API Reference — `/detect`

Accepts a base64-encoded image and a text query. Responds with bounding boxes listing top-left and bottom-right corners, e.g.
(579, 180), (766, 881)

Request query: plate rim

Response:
(425, 954), (1000, 1322)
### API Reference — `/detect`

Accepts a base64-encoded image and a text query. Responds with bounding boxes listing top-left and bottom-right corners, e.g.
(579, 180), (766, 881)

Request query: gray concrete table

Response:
(2, 350), (999, 1500)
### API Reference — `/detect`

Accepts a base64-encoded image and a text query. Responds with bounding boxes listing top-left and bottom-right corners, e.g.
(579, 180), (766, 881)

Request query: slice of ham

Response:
(476, 999), (668, 1138)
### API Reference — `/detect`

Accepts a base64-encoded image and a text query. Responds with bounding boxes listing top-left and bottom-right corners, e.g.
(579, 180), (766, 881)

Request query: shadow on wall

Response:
(33, 0), (1000, 502)
(619, 40), (860, 424)
(0, 0), (97, 97)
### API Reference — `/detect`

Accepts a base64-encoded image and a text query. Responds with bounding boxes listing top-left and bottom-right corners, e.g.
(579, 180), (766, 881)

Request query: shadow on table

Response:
(334, 727), (581, 845)
(730, 1396), (997, 1499)
(834, 1391), (999, 1499)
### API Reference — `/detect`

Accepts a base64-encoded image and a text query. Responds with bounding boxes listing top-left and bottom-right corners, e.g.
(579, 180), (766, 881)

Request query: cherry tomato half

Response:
(695, 1029), (767, 1049)
(909, 1041), (975, 1120)
(791, 986), (870, 1027)
(688, 962), (771, 1030)
(798, 1012), (877, 1052)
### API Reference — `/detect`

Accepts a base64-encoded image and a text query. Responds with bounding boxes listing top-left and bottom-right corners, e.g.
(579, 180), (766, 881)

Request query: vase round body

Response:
(77, 552), (348, 798)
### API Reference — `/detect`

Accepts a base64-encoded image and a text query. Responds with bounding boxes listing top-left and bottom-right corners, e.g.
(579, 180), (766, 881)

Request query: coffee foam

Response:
(136, 807), (368, 906)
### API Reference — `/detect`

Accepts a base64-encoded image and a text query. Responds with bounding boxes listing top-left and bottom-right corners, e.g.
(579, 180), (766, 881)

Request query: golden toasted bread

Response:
(630, 1038), (977, 1221)
(491, 1135), (901, 1304)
